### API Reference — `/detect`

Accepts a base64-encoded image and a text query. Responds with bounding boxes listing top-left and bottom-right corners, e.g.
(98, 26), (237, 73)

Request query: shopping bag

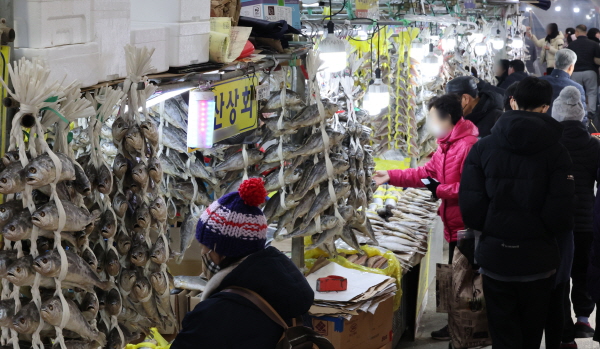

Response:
(448, 249), (492, 349)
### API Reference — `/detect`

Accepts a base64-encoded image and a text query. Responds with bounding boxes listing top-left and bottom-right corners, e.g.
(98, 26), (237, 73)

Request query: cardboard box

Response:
(239, 0), (300, 29)
(311, 297), (393, 349)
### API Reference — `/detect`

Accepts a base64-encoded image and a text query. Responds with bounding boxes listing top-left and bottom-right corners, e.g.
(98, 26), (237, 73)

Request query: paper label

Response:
(228, 26), (253, 62)
(240, 4), (292, 24)
(256, 83), (270, 101)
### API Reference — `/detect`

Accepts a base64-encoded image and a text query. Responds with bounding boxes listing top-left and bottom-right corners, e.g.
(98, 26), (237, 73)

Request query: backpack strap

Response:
(222, 287), (289, 330)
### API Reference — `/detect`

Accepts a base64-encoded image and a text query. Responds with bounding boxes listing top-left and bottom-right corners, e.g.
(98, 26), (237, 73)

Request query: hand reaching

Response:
(373, 170), (390, 186)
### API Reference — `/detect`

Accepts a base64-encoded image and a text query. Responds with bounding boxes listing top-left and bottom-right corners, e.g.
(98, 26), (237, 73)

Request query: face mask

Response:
(427, 120), (450, 138)
(201, 250), (221, 280)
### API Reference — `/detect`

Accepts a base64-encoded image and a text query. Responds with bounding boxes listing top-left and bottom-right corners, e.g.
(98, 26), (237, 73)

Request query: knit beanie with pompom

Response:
(553, 86), (585, 122)
(195, 177), (268, 258)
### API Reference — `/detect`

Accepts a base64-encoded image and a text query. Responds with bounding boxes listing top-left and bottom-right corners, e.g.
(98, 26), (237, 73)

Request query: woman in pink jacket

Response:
(374, 94), (479, 339)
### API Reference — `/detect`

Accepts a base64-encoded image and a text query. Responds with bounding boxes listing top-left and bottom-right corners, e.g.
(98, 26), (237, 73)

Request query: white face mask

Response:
(427, 119), (450, 138)
(571, 34), (577, 41)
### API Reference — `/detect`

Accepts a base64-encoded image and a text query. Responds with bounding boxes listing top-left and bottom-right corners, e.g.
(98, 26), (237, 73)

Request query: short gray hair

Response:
(555, 49), (578, 70)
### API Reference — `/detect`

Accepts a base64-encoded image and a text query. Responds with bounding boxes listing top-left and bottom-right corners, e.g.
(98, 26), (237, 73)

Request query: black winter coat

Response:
(467, 82), (504, 138)
(171, 247), (314, 349)
(498, 71), (529, 90)
(459, 110), (575, 277)
(559, 120), (600, 234)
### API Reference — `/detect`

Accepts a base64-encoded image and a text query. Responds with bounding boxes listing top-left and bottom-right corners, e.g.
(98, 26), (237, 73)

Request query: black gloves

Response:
(424, 176), (440, 199)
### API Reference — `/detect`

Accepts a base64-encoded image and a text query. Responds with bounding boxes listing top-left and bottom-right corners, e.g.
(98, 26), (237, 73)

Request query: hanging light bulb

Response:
(319, 21), (346, 73)
(511, 32), (524, 49)
(363, 68), (390, 116)
(421, 44), (441, 78)
(442, 38), (456, 52)
(491, 29), (505, 50)
(474, 42), (487, 56)
(410, 41), (427, 61)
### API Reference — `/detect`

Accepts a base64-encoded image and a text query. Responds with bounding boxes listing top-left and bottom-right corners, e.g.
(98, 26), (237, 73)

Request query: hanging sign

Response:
(212, 75), (258, 143)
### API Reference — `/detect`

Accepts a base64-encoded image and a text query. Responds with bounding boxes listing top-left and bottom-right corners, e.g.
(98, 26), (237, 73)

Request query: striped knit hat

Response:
(195, 178), (268, 258)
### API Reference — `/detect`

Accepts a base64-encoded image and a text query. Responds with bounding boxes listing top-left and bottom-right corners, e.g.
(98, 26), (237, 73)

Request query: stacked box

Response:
(91, 0), (130, 81)
(14, 0), (92, 48)
(130, 24), (169, 73)
(14, 43), (101, 87)
(131, 0), (211, 23)
(239, 0), (300, 29)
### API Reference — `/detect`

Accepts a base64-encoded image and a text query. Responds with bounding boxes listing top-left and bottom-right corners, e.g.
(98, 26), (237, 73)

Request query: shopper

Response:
(527, 23), (564, 75)
(565, 24), (600, 117)
(373, 94), (478, 341)
(540, 49), (586, 116)
(171, 178), (314, 349)
(459, 77), (575, 349)
(498, 60), (528, 90)
(503, 82), (518, 112)
(566, 27), (577, 47)
(446, 76), (503, 137)
(495, 59), (510, 87)
(588, 28), (600, 43)
(548, 87), (596, 349)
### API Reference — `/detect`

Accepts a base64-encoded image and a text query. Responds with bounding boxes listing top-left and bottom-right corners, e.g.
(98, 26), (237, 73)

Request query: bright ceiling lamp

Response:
(491, 29), (504, 50)
(410, 41), (427, 61)
(442, 38), (456, 51)
(474, 42), (487, 56)
(512, 32), (524, 49)
(319, 21), (346, 73)
(574, 7), (580, 12)
(363, 69), (390, 116)
(187, 89), (216, 149)
(147, 87), (193, 108)
(421, 44), (441, 78)
(555, 5), (561, 11)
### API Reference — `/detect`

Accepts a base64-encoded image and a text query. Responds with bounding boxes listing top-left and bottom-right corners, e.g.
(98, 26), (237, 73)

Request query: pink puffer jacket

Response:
(388, 118), (479, 242)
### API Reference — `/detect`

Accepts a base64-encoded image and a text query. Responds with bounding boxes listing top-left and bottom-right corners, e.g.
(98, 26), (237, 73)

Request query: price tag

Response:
(256, 83), (271, 101)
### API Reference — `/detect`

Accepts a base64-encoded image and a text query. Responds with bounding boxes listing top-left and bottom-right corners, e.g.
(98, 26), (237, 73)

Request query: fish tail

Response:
(174, 252), (184, 264)
(96, 331), (107, 347)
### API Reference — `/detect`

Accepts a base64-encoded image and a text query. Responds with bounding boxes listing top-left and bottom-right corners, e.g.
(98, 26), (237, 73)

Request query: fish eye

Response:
(42, 258), (47, 264)
(15, 268), (20, 273)
(48, 305), (53, 311)
(1, 178), (6, 183)
(117, 123), (122, 128)
(28, 168), (36, 174)
(40, 212), (45, 217)
(19, 318), (25, 324)
(14, 155), (19, 160)
(0, 208), (5, 212)
(9, 226), (15, 231)
(155, 203), (161, 208)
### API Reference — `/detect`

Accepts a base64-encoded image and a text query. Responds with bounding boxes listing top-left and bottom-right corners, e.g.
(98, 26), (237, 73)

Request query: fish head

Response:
(12, 304), (37, 333)
(116, 231), (131, 255)
(113, 154), (128, 179)
(125, 125), (143, 149)
(0, 300), (15, 326)
(291, 167), (304, 181)
(111, 117), (129, 141)
(23, 158), (52, 186)
(33, 251), (60, 277)
(107, 328), (123, 349)
(150, 239), (166, 263)
(105, 249), (120, 276)
(97, 165), (113, 194)
(140, 121), (158, 140)
(31, 205), (55, 230)
(100, 210), (116, 238)
(2, 213), (31, 241)
(150, 272), (167, 294)
(135, 204), (150, 228)
(131, 163), (147, 183)
(0, 164), (23, 194)
(81, 248), (98, 271)
(148, 159), (162, 177)
(149, 197), (167, 220)
(130, 244), (149, 266)
(1, 151), (20, 166)
(132, 276), (151, 299)
(119, 269), (137, 292)
(106, 288), (122, 315)
(323, 101), (339, 115)
(81, 292), (99, 314)
(322, 216), (340, 230)
(40, 296), (63, 324)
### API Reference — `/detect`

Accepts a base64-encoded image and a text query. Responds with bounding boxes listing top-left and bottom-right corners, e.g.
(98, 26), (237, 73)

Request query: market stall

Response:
(0, 0), (533, 348)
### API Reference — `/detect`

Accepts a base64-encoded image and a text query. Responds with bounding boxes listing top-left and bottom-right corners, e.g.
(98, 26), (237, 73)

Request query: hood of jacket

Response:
(208, 246), (314, 320)
(468, 85), (503, 124)
(438, 117), (479, 145)
(560, 120), (593, 150)
(493, 110), (563, 155)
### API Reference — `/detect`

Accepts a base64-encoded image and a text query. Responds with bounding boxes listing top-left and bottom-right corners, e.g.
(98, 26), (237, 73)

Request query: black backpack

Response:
(222, 287), (334, 349)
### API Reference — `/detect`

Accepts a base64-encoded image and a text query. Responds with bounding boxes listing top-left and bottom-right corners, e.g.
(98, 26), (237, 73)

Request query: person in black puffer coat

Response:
(446, 76), (504, 138)
(171, 178), (315, 349)
(459, 77), (575, 349)
(550, 87), (600, 348)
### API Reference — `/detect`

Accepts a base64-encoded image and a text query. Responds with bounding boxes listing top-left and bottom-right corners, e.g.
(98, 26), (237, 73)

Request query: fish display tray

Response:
(14, 0), (92, 49)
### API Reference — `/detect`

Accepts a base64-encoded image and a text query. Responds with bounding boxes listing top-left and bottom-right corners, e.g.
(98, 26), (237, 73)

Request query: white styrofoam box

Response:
(153, 21), (210, 67)
(14, 0), (92, 49)
(131, 0), (210, 23)
(14, 43), (101, 87)
(91, 0), (130, 81)
(130, 24), (169, 73)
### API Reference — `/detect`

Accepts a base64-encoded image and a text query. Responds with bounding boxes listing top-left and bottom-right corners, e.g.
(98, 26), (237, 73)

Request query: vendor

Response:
(171, 178), (314, 349)
(373, 94), (478, 341)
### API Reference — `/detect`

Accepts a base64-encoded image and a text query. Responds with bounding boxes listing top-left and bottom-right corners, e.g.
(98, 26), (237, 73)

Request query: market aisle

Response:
(398, 249), (599, 349)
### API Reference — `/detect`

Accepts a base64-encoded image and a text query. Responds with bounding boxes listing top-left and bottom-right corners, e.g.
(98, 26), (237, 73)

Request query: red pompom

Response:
(238, 178), (267, 207)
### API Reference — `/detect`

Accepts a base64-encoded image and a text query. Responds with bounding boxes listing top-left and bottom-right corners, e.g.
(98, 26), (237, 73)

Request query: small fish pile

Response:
(340, 253), (389, 270)
(364, 188), (439, 270)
